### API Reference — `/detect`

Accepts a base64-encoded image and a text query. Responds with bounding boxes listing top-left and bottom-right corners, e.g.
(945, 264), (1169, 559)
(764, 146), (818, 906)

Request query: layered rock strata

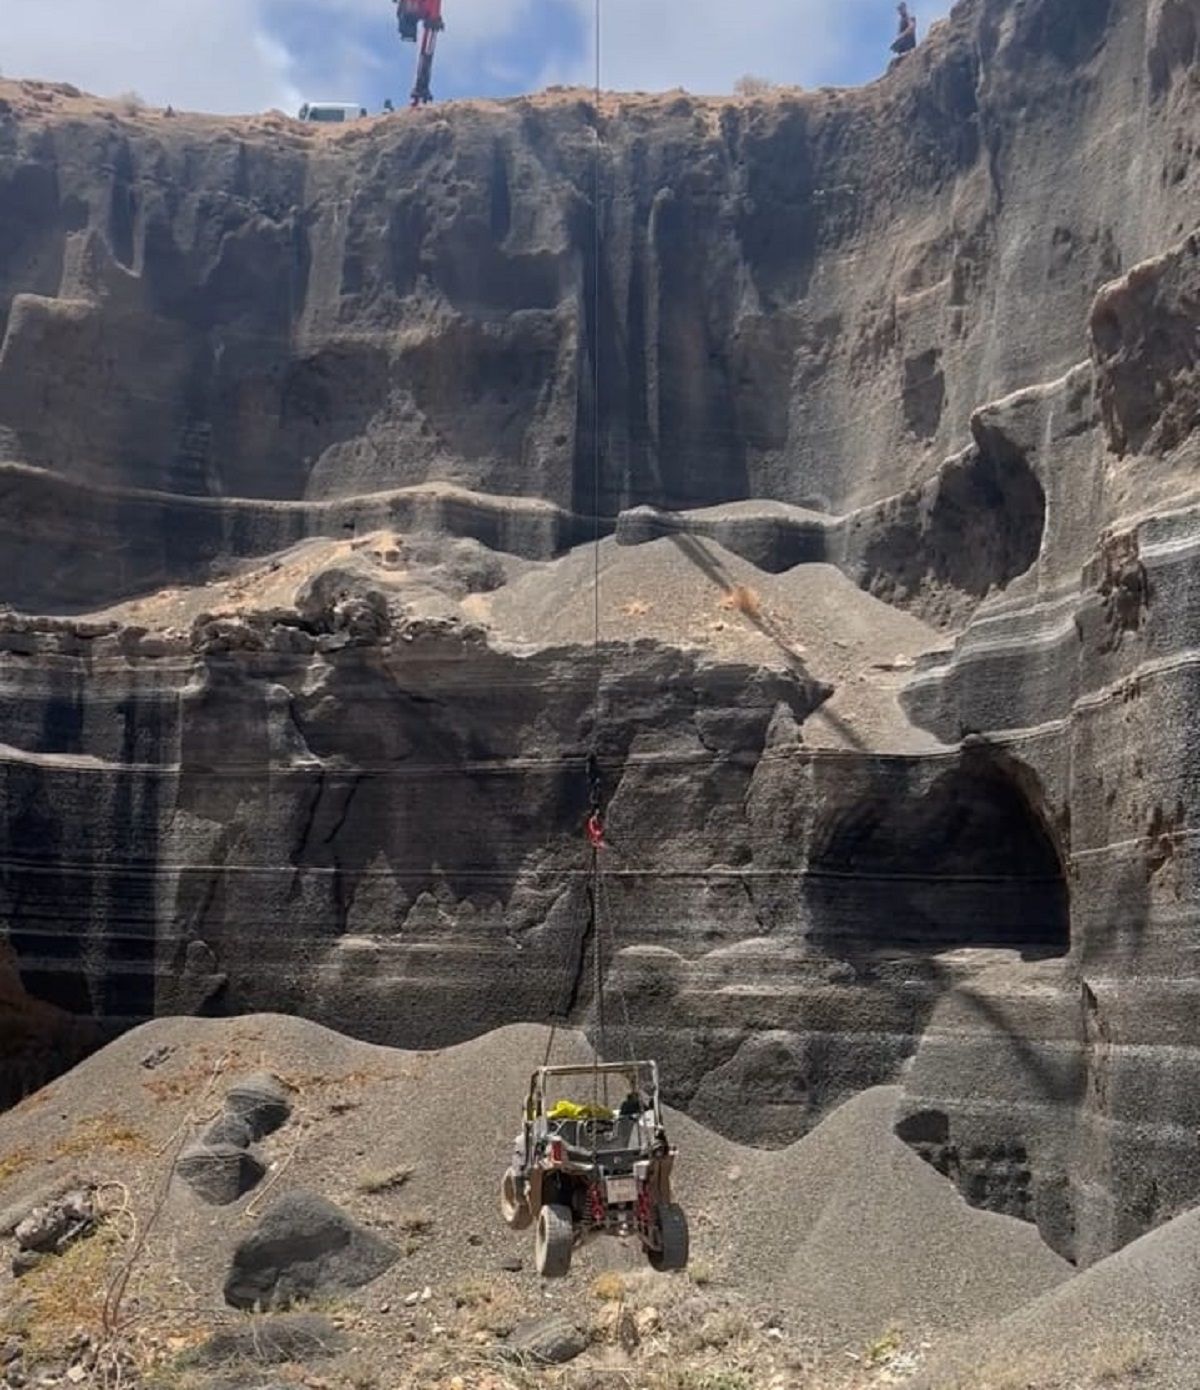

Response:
(1, 0), (1199, 1269)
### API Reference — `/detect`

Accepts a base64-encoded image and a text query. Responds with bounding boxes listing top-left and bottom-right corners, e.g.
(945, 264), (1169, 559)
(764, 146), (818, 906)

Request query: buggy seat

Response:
(546, 1112), (646, 1167)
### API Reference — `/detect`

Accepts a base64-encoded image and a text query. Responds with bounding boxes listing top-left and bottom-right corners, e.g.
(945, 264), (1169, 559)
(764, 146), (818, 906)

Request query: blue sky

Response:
(5, 0), (954, 115)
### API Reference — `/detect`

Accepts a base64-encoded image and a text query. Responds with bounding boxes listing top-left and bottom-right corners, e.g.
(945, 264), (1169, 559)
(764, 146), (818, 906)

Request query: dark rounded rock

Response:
(203, 1113), (255, 1149)
(503, 1314), (587, 1366)
(11, 1251), (43, 1280)
(176, 1143), (267, 1206)
(224, 1074), (292, 1140)
(223, 1192), (399, 1312)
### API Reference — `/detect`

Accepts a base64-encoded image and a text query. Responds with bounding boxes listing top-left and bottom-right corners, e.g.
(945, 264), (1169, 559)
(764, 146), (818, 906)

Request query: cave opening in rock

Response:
(808, 754), (1069, 959)
(6, 933), (93, 1017)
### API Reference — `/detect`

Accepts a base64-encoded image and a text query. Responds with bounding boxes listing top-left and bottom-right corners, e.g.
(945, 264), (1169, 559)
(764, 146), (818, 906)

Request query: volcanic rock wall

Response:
(1, 0), (1199, 1267)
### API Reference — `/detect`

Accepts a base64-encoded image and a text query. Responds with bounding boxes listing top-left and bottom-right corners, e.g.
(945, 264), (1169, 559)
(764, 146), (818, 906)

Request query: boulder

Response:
(11, 1250), (43, 1279)
(503, 1314), (587, 1366)
(176, 1143), (266, 1206)
(14, 1188), (95, 1254)
(223, 1074), (292, 1140)
(0, 1175), (84, 1238)
(223, 1193), (399, 1311)
(203, 1114), (255, 1150)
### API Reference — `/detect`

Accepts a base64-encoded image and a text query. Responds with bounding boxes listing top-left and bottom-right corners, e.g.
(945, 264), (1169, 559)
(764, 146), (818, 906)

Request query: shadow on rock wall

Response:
(807, 744), (1069, 958)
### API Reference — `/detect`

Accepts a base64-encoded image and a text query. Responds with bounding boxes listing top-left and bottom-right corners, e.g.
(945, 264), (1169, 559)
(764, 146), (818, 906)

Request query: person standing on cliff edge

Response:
(891, 2), (918, 60)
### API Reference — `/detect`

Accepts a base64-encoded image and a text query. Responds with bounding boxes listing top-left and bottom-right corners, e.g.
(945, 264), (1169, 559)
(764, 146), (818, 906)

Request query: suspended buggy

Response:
(500, 1060), (689, 1278)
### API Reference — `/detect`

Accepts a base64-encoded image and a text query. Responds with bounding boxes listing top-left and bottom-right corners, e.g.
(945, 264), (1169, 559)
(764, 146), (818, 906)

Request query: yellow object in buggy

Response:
(547, 1099), (614, 1123)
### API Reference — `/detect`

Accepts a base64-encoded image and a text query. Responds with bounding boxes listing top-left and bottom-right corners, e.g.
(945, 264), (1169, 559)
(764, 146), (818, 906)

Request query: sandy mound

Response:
(0, 1014), (1068, 1382)
(912, 1206), (1200, 1390)
(83, 528), (946, 753)
(479, 536), (946, 750)
(94, 529), (534, 634)
(722, 1087), (1071, 1343)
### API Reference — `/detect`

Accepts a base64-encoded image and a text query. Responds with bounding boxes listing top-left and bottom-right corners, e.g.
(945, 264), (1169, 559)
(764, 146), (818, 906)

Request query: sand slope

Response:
(0, 1015), (1066, 1356)
(914, 1204), (1200, 1389)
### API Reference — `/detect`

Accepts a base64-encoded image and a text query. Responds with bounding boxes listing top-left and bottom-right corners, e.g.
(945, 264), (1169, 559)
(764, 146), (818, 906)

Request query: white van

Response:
(298, 102), (368, 123)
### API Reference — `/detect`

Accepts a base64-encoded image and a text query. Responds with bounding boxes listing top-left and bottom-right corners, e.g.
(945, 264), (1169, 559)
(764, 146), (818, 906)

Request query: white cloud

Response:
(1, 0), (953, 114)
(2, 0), (302, 113)
(580, 0), (839, 93)
(0, 0), (557, 112)
(571, 0), (954, 94)
(314, 0), (546, 49)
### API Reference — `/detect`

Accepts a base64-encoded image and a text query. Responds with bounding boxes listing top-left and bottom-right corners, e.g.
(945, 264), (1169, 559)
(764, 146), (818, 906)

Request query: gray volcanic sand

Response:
(0, 1016), (1064, 1356)
(87, 531), (949, 754)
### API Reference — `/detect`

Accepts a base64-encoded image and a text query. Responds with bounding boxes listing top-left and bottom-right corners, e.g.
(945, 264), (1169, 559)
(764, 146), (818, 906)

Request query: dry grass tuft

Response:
(451, 1276), (521, 1338)
(395, 1208), (434, 1234)
(53, 1114), (153, 1161)
(142, 1074), (208, 1104)
(339, 1355), (382, 1390)
(676, 1307), (755, 1356)
(0, 1145), (34, 1187)
(734, 75), (777, 98)
(1091, 1334), (1154, 1383)
(140, 1047), (229, 1103)
(278, 1066), (408, 1095)
(355, 1164), (414, 1195)
(865, 1327), (904, 1365)
(961, 1335), (1156, 1390)
(720, 585), (762, 620)
(620, 599), (653, 618)
(452, 1275), (495, 1310)
(967, 1374), (1050, 1390)
(653, 1372), (756, 1390)
(17, 1225), (121, 1356)
(590, 1271), (627, 1303)
(140, 1365), (205, 1390)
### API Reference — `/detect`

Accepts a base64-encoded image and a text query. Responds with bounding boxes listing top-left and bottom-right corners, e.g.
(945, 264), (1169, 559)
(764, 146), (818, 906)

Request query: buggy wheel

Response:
(535, 1202), (574, 1278)
(500, 1167), (532, 1231)
(646, 1202), (689, 1272)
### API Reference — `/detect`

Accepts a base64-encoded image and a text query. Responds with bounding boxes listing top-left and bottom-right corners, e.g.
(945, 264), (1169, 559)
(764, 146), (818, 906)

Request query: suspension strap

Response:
(591, 843), (607, 1071)
(588, 0), (606, 1113)
(551, 0), (607, 1088)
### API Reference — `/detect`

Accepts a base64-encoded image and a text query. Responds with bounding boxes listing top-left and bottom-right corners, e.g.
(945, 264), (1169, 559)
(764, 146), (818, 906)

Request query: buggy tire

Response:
(535, 1203), (574, 1278)
(647, 1202), (689, 1272)
(500, 1167), (532, 1231)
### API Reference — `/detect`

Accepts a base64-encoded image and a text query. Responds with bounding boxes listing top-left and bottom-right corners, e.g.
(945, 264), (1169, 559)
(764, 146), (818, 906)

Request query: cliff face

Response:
(2, 0), (1191, 607)
(1, 0), (1199, 1266)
